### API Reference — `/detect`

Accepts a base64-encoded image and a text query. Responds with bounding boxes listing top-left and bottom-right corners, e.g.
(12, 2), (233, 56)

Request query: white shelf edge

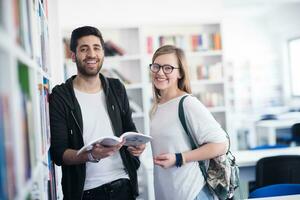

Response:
(125, 83), (143, 90)
(104, 54), (142, 62)
(208, 106), (226, 113)
(38, 0), (49, 26)
(186, 50), (223, 57)
(132, 112), (144, 118)
(192, 79), (224, 85)
(144, 50), (222, 58)
(15, 161), (43, 200)
(14, 45), (52, 79)
(0, 29), (13, 52)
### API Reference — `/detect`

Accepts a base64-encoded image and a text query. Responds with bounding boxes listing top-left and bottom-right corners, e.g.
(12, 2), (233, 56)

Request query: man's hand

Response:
(91, 140), (125, 160)
(154, 153), (176, 168)
(127, 144), (146, 156)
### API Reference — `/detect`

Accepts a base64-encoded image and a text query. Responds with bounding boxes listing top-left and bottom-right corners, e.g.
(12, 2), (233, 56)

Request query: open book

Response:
(77, 132), (152, 155)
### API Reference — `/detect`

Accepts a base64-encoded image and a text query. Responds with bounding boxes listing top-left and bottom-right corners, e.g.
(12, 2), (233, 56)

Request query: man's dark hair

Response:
(70, 26), (105, 52)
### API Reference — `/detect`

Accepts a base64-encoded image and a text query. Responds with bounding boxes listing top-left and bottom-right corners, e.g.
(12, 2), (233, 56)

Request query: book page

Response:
(121, 132), (152, 146)
(76, 132), (152, 155)
(76, 136), (121, 155)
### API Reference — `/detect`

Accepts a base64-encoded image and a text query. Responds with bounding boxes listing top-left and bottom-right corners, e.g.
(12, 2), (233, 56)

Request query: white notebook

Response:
(76, 132), (152, 155)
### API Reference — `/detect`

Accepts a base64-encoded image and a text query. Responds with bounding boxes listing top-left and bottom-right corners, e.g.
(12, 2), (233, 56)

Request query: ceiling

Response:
(58, 0), (300, 32)
(58, 0), (223, 31)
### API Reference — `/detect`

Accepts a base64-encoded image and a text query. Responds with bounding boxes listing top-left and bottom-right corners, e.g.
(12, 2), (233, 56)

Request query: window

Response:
(288, 38), (300, 97)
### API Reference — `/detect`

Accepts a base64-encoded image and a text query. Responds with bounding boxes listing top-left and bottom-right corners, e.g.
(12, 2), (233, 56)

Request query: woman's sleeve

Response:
(183, 96), (227, 145)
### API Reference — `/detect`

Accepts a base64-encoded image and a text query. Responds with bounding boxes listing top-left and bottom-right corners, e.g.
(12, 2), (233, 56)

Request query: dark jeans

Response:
(82, 178), (135, 200)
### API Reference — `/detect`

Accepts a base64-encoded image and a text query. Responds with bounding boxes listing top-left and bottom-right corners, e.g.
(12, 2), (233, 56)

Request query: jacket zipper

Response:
(70, 110), (83, 134)
(105, 92), (116, 136)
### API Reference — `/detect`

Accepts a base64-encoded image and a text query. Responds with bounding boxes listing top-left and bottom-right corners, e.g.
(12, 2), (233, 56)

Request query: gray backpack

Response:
(178, 95), (240, 200)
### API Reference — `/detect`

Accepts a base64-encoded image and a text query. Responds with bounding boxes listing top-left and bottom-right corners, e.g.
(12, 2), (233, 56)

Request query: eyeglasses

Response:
(149, 63), (180, 74)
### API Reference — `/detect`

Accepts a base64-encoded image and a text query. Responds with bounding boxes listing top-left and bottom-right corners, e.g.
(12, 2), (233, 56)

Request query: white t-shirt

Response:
(150, 95), (227, 200)
(74, 89), (129, 191)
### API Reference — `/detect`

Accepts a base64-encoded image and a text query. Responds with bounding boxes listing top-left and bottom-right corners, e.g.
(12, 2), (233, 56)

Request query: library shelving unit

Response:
(0, 0), (59, 199)
(141, 24), (227, 130)
(63, 22), (227, 200)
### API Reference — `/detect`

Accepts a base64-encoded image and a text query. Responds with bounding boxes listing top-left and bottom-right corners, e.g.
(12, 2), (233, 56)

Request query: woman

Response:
(150, 45), (228, 200)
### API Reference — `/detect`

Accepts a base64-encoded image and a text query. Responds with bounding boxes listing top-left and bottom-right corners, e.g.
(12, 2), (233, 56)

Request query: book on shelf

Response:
(101, 68), (132, 84)
(0, 0), (3, 27)
(0, 95), (16, 200)
(43, 78), (50, 144)
(47, 153), (57, 199)
(191, 35), (199, 52)
(63, 38), (72, 59)
(146, 36), (153, 54)
(0, 96), (8, 200)
(12, 0), (33, 55)
(18, 63), (33, 182)
(104, 40), (125, 56)
(213, 33), (222, 50)
(197, 64), (207, 80)
(146, 35), (160, 55)
(76, 132), (152, 156)
(195, 91), (224, 107)
(148, 33), (221, 53)
(111, 68), (131, 84)
(38, 83), (47, 155)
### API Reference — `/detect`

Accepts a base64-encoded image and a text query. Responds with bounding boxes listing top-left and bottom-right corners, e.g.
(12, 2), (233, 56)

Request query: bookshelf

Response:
(142, 24), (227, 130)
(0, 0), (60, 199)
(62, 23), (226, 200)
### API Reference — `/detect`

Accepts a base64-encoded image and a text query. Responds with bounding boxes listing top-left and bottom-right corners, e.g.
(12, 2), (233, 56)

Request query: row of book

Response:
(0, 62), (56, 199)
(1, 0), (57, 199)
(0, 95), (15, 200)
(101, 68), (132, 85)
(13, 0), (50, 72)
(146, 33), (222, 54)
(23, 64), (56, 199)
(26, 153), (57, 200)
(38, 77), (51, 155)
(18, 62), (34, 186)
(194, 91), (224, 108)
(194, 62), (223, 80)
(0, 0), (3, 28)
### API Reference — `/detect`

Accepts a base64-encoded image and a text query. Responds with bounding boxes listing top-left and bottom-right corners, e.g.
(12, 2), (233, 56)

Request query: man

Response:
(49, 26), (145, 200)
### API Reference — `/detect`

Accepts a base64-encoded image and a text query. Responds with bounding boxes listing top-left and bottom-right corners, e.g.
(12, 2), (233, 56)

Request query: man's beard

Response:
(76, 57), (103, 77)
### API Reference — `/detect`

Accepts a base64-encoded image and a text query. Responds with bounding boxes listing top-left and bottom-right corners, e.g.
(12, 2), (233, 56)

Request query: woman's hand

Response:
(127, 144), (146, 156)
(154, 153), (176, 168)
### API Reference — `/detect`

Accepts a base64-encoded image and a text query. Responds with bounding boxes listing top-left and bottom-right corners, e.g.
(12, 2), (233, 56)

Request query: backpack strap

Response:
(178, 95), (208, 180)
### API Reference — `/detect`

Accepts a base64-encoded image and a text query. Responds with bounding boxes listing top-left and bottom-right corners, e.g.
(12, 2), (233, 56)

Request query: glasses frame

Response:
(149, 63), (180, 74)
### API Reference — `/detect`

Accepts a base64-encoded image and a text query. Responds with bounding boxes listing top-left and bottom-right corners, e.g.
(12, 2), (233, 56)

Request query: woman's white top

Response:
(150, 95), (227, 200)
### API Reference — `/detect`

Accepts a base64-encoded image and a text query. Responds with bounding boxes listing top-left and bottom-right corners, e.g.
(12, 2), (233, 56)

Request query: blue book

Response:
(0, 97), (8, 200)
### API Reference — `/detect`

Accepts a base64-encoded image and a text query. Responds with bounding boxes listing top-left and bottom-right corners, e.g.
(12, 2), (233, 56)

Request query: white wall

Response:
(222, 0), (300, 149)
(58, 0), (223, 31)
(224, 1), (300, 108)
(266, 3), (300, 106)
(49, 0), (65, 86)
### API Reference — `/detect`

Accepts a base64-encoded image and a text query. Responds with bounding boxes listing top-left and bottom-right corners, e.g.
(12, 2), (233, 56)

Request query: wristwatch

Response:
(87, 152), (100, 163)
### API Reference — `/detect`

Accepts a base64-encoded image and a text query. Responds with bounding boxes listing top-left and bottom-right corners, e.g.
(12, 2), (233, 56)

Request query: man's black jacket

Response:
(49, 73), (140, 200)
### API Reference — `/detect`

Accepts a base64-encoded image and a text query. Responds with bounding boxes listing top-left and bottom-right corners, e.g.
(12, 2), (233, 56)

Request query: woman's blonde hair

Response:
(150, 45), (192, 115)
